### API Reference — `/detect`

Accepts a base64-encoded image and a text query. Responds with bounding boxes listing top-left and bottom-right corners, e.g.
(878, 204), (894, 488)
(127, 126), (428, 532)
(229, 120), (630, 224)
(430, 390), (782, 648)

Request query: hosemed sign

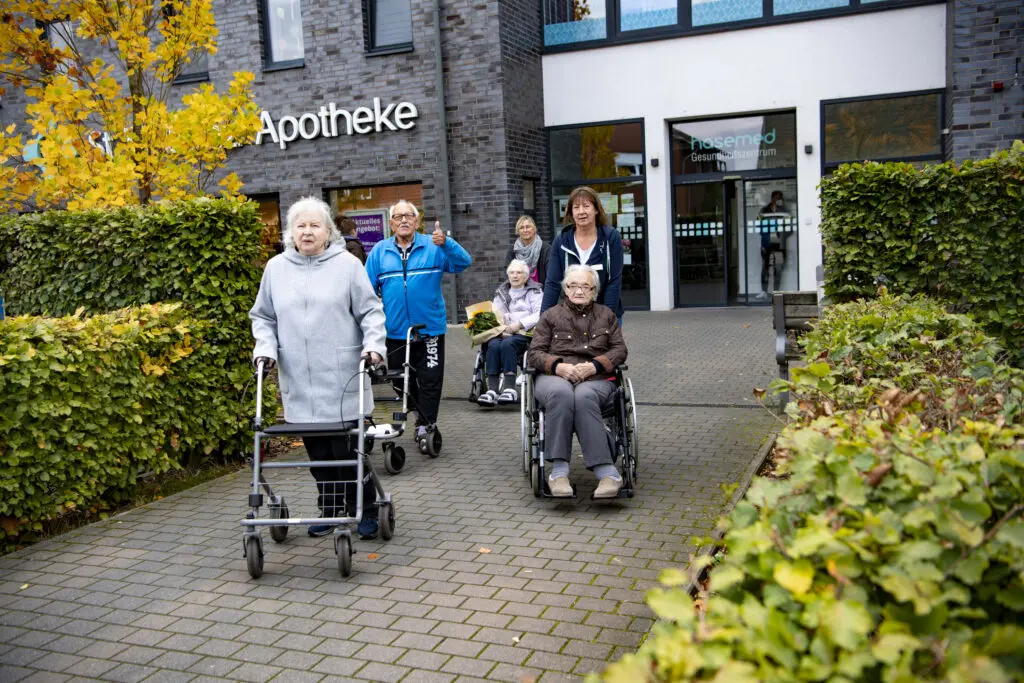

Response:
(256, 98), (419, 150)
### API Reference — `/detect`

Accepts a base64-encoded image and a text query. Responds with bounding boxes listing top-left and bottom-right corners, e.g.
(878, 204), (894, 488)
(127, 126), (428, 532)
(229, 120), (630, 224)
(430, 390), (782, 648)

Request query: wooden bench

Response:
(773, 291), (819, 406)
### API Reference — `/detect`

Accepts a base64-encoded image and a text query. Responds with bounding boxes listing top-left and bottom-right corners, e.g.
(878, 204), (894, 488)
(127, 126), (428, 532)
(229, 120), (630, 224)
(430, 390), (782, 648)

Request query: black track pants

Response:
(386, 334), (445, 426)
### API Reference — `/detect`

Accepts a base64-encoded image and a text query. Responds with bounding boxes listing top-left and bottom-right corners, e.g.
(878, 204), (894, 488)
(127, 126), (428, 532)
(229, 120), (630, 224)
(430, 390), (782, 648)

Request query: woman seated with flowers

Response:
(527, 264), (628, 499)
(478, 259), (543, 407)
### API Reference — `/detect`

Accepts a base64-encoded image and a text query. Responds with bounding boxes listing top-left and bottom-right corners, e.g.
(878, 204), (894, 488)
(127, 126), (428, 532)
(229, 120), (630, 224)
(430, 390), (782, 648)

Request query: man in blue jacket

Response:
(365, 200), (472, 454)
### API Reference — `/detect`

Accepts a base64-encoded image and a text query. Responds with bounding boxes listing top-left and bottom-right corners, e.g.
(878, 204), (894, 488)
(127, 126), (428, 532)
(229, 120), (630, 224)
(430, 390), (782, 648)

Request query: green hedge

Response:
(595, 295), (1024, 682)
(0, 198), (270, 461)
(0, 304), (227, 544)
(820, 140), (1024, 365)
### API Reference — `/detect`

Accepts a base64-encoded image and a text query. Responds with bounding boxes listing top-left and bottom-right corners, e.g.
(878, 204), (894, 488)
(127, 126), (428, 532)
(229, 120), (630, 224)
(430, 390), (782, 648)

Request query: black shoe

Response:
(308, 523), (336, 537)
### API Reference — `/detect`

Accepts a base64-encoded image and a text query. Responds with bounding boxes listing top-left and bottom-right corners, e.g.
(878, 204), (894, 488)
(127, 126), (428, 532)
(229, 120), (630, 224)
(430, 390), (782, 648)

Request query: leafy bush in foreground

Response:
(595, 295), (1024, 682)
(0, 304), (227, 546)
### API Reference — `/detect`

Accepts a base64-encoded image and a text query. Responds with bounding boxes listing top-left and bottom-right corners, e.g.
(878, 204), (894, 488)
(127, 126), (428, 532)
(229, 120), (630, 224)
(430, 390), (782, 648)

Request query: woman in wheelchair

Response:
(478, 259), (543, 407)
(526, 264), (627, 498)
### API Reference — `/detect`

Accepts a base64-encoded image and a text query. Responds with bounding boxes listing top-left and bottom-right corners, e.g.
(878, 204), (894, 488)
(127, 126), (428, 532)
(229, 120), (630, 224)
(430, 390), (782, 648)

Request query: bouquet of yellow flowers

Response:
(464, 301), (505, 346)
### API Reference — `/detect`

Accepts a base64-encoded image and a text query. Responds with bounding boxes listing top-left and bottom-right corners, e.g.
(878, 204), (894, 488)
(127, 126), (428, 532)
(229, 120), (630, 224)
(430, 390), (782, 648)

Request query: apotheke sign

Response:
(256, 97), (418, 150)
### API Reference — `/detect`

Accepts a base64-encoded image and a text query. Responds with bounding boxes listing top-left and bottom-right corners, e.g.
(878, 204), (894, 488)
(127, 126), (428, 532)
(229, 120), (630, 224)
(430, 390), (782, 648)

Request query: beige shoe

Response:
(548, 476), (573, 497)
(594, 477), (623, 499)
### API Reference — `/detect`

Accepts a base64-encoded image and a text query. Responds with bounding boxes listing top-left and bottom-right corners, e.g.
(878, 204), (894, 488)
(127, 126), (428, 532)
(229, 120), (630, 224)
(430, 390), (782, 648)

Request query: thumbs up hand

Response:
(432, 221), (446, 246)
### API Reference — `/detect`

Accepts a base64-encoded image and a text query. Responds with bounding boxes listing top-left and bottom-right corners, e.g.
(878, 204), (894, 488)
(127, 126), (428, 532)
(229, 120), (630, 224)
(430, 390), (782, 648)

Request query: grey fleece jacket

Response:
(250, 243), (387, 423)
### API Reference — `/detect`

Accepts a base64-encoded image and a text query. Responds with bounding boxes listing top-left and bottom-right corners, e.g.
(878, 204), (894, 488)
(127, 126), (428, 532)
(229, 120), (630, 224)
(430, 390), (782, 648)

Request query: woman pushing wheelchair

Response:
(526, 264), (628, 499)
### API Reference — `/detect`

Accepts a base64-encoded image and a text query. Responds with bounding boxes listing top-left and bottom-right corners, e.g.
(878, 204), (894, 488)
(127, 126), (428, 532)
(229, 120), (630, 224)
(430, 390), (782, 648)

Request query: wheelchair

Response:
(520, 365), (639, 500)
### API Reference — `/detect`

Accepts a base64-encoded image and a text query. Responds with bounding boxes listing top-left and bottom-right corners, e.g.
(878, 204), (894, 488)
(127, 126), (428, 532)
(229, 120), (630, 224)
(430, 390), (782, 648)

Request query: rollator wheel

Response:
(245, 536), (263, 579)
(379, 503), (395, 541)
(425, 428), (442, 459)
(336, 535), (352, 577)
(384, 444), (405, 474)
(530, 462), (541, 498)
(269, 501), (289, 543)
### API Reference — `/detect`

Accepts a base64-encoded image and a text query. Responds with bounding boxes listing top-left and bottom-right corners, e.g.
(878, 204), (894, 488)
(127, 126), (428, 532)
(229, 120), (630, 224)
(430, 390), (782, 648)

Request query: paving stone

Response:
(0, 311), (776, 683)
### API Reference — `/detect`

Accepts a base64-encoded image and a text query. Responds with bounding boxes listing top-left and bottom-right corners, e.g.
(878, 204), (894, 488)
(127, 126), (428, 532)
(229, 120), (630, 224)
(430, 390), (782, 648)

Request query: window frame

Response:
(363, 0), (414, 56)
(819, 88), (945, 174)
(546, 117), (651, 310)
(261, 0), (306, 72)
(542, 0), (943, 53)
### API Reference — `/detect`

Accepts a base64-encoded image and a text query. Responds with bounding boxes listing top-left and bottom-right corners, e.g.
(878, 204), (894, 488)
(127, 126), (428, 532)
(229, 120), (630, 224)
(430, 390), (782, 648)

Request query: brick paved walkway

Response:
(0, 308), (778, 683)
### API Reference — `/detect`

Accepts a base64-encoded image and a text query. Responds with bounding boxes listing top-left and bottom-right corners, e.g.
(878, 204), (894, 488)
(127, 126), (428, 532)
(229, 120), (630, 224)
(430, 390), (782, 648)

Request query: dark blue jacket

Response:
(365, 232), (472, 339)
(541, 224), (624, 317)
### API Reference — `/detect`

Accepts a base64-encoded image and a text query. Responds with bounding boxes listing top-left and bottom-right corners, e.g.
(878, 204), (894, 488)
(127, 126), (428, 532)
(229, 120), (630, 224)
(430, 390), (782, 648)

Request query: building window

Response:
(548, 120), (649, 309)
(43, 20), (74, 75)
(544, 0), (607, 46)
(263, 0), (305, 69)
(620, 0), (677, 32)
(692, 0), (762, 27)
(246, 193), (283, 261)
(774, 0), (849, 15)
(822, 91), (944, 171)
(522, 178), (536, 213)
(671, 112), (798, 176)
(365, 0), (413, 53)
(176, 51), (209, 83)
(326, 182), (423, 253)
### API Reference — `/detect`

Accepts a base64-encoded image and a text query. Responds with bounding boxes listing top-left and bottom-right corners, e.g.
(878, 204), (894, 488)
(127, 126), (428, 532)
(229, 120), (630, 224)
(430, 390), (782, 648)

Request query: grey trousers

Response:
(534, 375), (616, 469)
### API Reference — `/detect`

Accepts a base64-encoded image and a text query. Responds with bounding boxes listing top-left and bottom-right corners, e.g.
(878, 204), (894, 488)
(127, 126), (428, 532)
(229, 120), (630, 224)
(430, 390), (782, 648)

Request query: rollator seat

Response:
(262, 421), (359, 436)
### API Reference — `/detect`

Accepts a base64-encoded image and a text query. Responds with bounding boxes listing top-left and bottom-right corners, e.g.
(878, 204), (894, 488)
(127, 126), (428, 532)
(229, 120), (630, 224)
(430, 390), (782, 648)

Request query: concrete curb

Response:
(682, 427), (780, 597)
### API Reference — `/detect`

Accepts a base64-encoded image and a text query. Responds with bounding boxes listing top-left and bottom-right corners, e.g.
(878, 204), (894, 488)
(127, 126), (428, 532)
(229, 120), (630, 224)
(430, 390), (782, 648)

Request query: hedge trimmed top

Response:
(820, 140), (1024, 366)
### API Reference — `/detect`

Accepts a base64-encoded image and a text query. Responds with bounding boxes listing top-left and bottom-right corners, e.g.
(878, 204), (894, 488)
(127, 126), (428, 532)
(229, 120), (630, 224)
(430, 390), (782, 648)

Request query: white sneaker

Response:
(594, 477), (623, 499)
(477, 390), (498, 407)
(547, 476), (573, 497)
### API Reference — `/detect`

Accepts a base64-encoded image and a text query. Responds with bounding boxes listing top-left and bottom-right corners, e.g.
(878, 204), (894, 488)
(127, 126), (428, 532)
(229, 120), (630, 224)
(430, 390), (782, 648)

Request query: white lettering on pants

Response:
(425, 336), (439, 369)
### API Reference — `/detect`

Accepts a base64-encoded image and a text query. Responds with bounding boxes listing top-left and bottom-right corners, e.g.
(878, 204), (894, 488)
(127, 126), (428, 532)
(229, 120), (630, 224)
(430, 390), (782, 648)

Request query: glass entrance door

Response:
(673, 183), (727, 306)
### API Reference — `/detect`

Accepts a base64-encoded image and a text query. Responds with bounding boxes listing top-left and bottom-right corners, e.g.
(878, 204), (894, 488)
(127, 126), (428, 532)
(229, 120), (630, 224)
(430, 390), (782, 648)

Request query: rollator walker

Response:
(241, 358), (396, 579)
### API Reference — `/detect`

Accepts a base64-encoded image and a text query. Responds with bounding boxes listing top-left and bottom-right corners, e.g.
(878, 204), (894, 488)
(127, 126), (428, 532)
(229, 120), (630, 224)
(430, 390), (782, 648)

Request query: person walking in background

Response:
(250, 196), (386, 539)
(757, 190), (787, 299)
(335, 215), (367, 264)
(504, 215), (550, 284)
(541, 186), (624, 324)
(364, 200), (472, 455)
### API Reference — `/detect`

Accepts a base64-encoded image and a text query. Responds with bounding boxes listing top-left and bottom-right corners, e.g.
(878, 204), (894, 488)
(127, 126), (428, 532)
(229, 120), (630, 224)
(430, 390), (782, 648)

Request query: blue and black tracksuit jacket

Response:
(365, 232), (472, 339)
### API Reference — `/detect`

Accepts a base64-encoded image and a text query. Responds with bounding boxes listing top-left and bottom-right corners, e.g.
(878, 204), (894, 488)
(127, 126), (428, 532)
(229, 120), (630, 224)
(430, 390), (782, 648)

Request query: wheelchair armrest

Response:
(615, 364), (628, 372)
(526, 366), (539, 377)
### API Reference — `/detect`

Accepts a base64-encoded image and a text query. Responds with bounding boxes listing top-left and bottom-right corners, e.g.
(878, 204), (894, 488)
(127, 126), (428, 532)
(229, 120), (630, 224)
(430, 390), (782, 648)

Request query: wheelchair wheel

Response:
(625, 377), (639, 483)
(468, 378), (485, 403)
(530, 462), (541, 498)
(520, 399), (530, 475)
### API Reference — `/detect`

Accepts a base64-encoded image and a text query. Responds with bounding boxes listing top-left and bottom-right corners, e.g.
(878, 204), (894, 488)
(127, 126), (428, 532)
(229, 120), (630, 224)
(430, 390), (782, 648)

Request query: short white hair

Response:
(562, 264), (600, 297)
(282, 196), (341, 251)
(389, 200), (420, 218)
(507, 259), (530, 278)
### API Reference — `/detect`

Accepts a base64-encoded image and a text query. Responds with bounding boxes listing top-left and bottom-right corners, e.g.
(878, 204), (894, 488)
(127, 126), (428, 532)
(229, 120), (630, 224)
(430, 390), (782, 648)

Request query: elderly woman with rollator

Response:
(527, 264), (628, 498)
(477, 259), (543, 407)
(250, 196), (387, 540)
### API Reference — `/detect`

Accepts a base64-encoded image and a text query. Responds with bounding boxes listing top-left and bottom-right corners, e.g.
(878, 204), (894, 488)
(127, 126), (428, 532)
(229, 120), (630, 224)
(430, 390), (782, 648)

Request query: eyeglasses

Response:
(390, 212), (417, 222)
(566, 283), (595, 292)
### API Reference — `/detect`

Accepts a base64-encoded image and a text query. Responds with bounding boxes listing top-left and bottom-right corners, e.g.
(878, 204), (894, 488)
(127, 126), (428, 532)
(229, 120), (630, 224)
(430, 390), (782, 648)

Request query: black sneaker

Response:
(357, 516), (379, 540)
(307, 523), (336, 537)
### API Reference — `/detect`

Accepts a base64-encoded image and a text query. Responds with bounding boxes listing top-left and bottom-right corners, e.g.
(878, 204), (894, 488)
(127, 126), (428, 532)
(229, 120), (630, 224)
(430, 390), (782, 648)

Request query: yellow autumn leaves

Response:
(0, 1), (259, 211)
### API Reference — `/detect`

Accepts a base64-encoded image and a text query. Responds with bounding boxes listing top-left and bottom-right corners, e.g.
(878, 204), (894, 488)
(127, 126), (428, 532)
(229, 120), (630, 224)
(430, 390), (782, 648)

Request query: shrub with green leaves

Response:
(786, 291), (1024, 428)
(0, 304), (226, 546)
(599, 415), (1024, 682)
(820, 140), (1024, 365)
(595, 295), (1024, 682)
(0, 198), (271, 460)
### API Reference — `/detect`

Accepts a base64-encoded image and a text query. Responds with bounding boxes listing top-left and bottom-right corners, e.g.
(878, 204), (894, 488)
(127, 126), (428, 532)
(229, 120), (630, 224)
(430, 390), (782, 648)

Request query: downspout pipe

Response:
(432, 0), (458, 321)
